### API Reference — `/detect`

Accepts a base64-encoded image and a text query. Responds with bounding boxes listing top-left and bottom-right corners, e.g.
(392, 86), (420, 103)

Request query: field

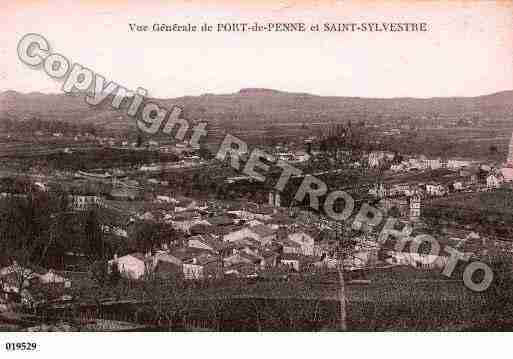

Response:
(0, 146), (178, 172)
(377, 127), (512, 162)
(425, 190), (513, 224)
(34, 265), (499, 331)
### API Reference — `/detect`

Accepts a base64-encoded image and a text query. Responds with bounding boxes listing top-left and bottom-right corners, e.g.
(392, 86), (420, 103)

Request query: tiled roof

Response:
(190, 235), (232, 251)
(190, 223), (212, 234)
(278, 238), (302, 248)
(213, 225), (243, 235)
(250, 224), (276, 238)
(196, 254), (220, 266)
(238, 252), (262, 264)
(254, 206), (274, 215)
(227, 263), (257, 276)
(170, 247), (211, 261)
(207, 215), (234, 226)
(128, 253), (147, 261)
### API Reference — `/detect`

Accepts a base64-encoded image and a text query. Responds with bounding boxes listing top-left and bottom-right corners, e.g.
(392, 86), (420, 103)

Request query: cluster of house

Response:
(4, 185), (512, 310)
(0, 260), (89, 305)
(389, 156), (475, 172)
(99, 186), (394, 280)
(139, 157), (207, 173)
(69, 194), (104, 211)
(386, 154), (513, 187)
(272, 143), (314, 164)
(33, 130), (123, 146)
(108, 218), (326, 280)
(380, 227), (510, 270)
(111, 139), (200, 153)
(315, 151), (477, 172)
(367, 151), (396, 168)
(370, 163), (510, 207)
(274, 150), (311, 164)
(108, 184), (468, 282)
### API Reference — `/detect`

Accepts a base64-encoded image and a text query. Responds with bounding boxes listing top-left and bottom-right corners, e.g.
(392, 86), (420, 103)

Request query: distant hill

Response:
(1, 88), (512, 131)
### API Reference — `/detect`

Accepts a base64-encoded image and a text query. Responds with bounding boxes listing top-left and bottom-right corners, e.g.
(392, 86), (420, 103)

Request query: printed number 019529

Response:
(5, 342), (37, 351)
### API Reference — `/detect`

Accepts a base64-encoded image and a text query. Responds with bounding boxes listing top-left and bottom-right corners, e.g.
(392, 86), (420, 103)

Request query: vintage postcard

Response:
(0, 0), (513, 350)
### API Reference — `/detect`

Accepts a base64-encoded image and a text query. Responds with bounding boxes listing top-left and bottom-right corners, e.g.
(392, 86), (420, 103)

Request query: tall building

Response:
(507, 131), (513, 167)
(409, 193), (421, 221)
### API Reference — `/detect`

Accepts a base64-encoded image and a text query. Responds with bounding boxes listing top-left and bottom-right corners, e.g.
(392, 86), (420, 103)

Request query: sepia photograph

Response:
(1, 0), (513, 353)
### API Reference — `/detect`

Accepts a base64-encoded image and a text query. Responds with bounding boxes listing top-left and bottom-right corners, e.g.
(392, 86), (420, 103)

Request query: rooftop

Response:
(250, 224), (276, 238)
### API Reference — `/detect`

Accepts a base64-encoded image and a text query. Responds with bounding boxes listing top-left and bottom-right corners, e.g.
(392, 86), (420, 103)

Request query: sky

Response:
(1, 0), (512, 98)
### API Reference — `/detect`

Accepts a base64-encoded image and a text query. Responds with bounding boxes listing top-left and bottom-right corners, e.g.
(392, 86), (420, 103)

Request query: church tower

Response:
(506, 131), (513, 167)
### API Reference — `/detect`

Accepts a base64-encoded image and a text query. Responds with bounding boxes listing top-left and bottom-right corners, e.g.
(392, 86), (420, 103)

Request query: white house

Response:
(182, 262), (203, 280)
(425, 183), (445, 197)
(139, 164), (161, 172)
(368, 151), (385, 168)
(174, 198), (198, 212)
(407, 158), (424, 170)
(69, 195), (103, 211)
(108, 253), (150, 280)
(169, 211), (209, 234)
(453, 181), (463, 191)
(369, 183), (388, 198)
(156, 195), (178, 204)
(425, 158), (441, 170)
(101, 225), (128, 238)
(227, 209), (272, 222)
(34, 181), (48, 192)
(501, 167), (513, 182)
(486, 174), (501, 189)
(447, 159), (471, 170)
(246, 219), (265, 227)
(390, 163), (405, 172)
(223, 225), (276, 246)
(409, 194), (421, 220)
(287, 232), (315, 256)
(181, 255), (220, 280)
(386, 251), (449, 270)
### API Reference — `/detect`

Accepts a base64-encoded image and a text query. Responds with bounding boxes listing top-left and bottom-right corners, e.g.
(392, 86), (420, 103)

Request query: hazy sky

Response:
(1, 0), (512, 98)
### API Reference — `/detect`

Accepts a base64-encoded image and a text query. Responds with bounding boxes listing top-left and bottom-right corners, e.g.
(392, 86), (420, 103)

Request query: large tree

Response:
(0, 192), (67, 300)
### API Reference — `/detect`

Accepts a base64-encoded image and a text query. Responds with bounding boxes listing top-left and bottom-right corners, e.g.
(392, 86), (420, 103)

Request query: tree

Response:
(83, 209), (109, 286)
(388, 206), (401, 219)
(0, 192), (66, 301)
(136, 133), (143, 147)
(139, 274), (193, 330)
(84, 210), (104, 260)
(133, 221), (174, 254)
(483, 255), (513, 327)
(109, 261), (122, 286)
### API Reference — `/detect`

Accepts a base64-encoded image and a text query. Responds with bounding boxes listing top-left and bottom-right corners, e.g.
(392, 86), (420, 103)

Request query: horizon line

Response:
(1, 87), (512, 101)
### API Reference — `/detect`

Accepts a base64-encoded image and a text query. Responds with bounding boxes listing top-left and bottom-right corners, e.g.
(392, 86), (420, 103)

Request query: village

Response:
(2, 118), (513, 331)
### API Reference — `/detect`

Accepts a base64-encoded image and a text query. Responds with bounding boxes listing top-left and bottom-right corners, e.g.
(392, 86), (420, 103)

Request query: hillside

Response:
(1, 88), (512, 131)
